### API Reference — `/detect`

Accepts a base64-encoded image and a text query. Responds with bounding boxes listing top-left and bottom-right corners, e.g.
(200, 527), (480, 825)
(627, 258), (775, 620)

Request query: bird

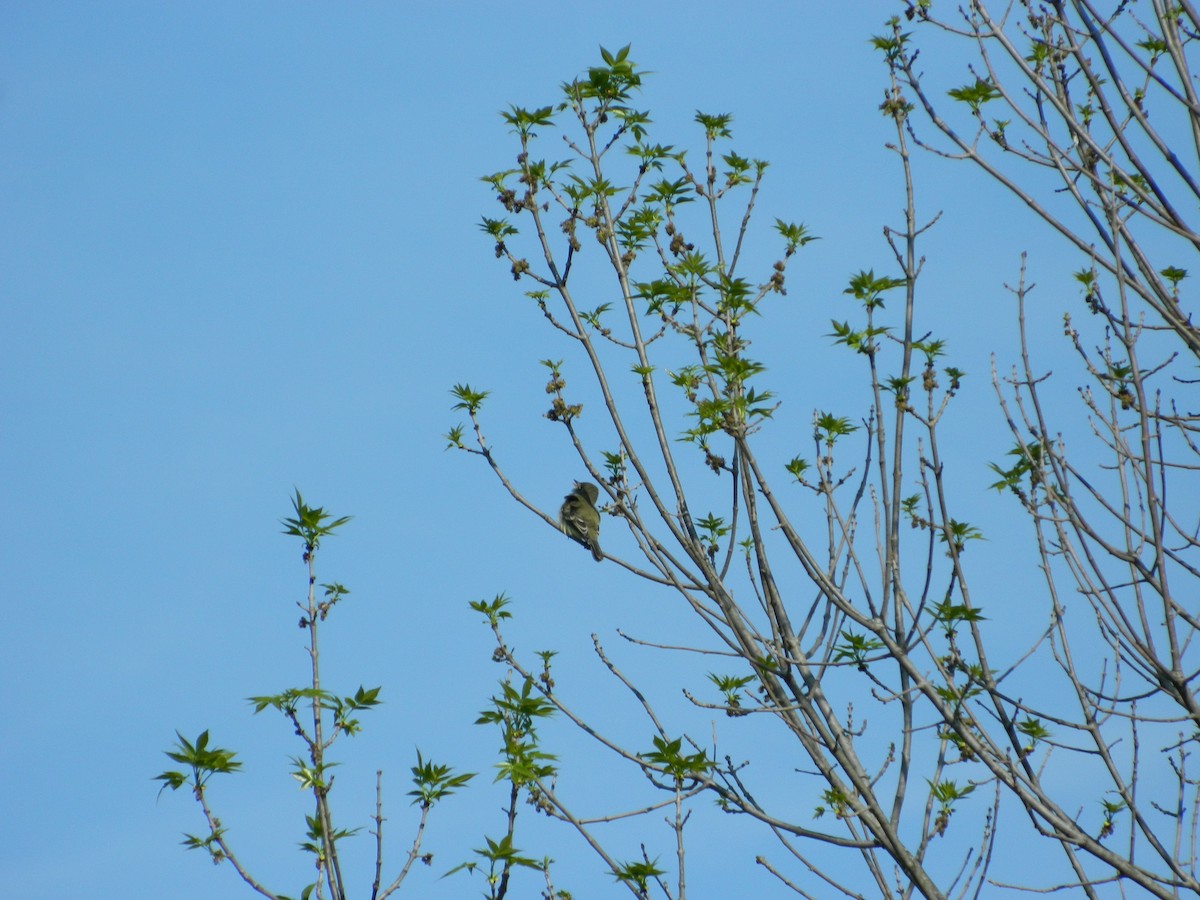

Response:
(559, 481), (604, 562)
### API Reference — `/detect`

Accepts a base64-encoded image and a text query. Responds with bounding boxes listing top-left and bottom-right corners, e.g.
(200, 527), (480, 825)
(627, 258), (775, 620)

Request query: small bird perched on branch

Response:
(559, 481), (604, 562)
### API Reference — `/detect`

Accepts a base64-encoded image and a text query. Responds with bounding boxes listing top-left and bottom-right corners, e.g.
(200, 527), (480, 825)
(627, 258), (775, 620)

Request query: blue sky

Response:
(1, 3), (1116, 898)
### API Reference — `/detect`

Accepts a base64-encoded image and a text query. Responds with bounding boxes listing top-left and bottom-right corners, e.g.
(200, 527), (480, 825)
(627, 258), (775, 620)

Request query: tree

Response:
(450, 15), (1199, 897)
(156, 491), (473, 900)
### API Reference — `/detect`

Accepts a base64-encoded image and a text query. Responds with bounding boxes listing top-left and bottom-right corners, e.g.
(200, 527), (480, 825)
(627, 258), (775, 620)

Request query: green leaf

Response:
(1136, 37), (1168, 57)
(815, 412), (857, 445)
(409, 750), (476, 806)
(640, 735), (713, 783)
(1017, 717), (1051, 743)
(470, 593), (513, 625)
(1160, 266), (1187, 286)
(870, 28), (910, 62)
(940, 518), (984, 551)
(280, 490), (352, 549)
(774, 219), (817, 255)
(479, 216), (518, 239)
(785, 456), (809, 481)
(449, 383), (489, 414)
(694, 111), (734, 139)
(500, 104), (557, 140)
(614, 858), (666, 891)
(157, 730), (243, 792)
(832, 630), (884, 669)
(844, 269), (906, 309)
(947, 78), (1000, 113)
